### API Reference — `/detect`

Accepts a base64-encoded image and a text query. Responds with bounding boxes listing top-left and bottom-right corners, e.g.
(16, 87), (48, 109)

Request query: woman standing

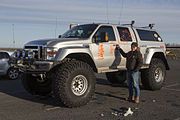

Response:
(116, 42), (143, 103)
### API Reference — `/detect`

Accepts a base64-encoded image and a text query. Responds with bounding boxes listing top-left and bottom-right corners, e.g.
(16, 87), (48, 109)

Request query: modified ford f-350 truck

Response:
(12, 22), (169, 107)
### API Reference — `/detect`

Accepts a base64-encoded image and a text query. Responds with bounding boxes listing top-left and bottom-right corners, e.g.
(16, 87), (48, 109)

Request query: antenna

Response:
(106, 0), (109, 23)
(118, 0), (124, 24)
(55, 17), (58, 37)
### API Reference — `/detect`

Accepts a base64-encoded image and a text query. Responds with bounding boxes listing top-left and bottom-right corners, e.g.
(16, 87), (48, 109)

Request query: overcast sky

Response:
(0, 0), (180, 48)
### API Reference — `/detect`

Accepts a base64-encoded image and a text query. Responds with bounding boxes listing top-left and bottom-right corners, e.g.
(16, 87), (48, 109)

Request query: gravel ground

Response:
(0, 59), (179, 120)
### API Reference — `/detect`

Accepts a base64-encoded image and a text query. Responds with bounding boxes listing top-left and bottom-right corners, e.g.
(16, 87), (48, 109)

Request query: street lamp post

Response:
(12, 24), (15, 48)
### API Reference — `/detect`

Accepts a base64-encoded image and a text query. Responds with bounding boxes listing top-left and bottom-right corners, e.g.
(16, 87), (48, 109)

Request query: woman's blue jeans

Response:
(127, 70), (140, 97)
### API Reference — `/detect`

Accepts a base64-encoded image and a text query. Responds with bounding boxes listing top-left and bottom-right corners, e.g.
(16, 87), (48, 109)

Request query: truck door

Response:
(116, 27), (136, 67)
(89, 26), (117, 69)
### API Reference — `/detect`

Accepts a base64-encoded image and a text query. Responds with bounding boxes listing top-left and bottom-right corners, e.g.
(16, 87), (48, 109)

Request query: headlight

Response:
(46, 47), (58, 60)
(22, 50), (26, 58)
(16, 50), (22, 58)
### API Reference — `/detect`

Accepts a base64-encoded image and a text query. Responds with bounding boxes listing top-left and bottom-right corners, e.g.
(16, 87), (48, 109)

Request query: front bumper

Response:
(12, 59), (54, 74)
(11, 47), (55, 74)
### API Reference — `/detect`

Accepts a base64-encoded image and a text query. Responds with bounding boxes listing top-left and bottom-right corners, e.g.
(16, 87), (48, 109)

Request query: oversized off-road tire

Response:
(21, 73), (52, 96)
(52, 59), (95, 108)
(141, 58), (166, 90)
(106, 71), (126, 84)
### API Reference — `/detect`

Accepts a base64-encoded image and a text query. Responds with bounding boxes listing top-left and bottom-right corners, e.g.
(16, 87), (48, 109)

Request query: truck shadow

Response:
(96, 77), (145, 89)
(0, 78), (145, 108)
(95, 91), (127, 101)
(96, 78), (128, 88)
(0, 79), (65, 108)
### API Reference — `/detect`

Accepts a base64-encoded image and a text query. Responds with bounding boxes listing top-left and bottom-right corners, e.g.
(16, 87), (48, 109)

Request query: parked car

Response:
(0, 51), (19, 80)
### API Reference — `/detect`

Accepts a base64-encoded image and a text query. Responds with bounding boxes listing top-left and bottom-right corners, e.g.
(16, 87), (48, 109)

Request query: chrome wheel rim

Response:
(71, 75), (88, 96)
(9, 69), (18, 79)
(154, 67), (163, 82)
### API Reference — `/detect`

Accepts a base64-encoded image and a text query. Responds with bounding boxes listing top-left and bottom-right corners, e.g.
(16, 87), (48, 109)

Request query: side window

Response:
(137, 29), (162, 41)
(117, 27), (132, 42)
(94, 26), (116, 42)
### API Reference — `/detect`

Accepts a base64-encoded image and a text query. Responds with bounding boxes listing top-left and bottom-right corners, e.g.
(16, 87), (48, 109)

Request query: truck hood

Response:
(25, 38), (90, 47)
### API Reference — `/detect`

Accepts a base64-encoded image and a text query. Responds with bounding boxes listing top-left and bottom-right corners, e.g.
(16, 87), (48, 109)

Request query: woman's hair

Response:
(131, 42), (138, 47)
(131, 42), (140, 51)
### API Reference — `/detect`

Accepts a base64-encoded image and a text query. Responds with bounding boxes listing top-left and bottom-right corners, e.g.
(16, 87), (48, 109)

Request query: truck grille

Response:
(24, 46), (45, 60)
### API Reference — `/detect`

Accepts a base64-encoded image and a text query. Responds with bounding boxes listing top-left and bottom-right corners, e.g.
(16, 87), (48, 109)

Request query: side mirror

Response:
(100, 32), (109, 42)
(58, 35), (61, 38)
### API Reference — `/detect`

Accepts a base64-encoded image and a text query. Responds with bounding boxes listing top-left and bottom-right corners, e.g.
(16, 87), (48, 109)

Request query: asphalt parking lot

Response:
(0, 59), (180, 120)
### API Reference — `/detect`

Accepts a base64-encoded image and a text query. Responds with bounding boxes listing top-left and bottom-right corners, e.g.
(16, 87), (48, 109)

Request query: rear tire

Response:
(21, 73), (52, 96)
(52, 59), (96, 108)
(141, 58), (166, 90)
(106, 71), (126, 84)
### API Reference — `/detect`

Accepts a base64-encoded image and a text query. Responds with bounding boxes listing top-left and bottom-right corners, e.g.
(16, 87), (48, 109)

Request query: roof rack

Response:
(121, 21), (155, 29)
(121, 20), (135, 27)
(139, 24), (155, 29)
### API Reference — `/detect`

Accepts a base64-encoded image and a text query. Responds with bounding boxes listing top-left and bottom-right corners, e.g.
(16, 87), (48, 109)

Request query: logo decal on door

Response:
(98, 43), (104, 60)
(110, 44), (115, 55)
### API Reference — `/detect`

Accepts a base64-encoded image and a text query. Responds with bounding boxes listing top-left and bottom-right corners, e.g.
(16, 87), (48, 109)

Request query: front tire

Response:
(21, 73), (52, 96)
(141, 58), (166, 90)
(52, 59), (96, 108)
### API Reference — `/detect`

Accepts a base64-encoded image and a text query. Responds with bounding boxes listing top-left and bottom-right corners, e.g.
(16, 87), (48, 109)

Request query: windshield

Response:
(61, 24), (98, 38)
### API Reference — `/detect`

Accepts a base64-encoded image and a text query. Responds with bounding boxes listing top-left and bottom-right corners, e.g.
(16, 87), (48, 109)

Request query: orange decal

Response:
(110, 45), (115, 55)
(98, 44), (104, 60)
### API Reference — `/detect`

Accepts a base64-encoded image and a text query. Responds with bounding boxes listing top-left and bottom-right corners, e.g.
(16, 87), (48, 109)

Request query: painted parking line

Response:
(164, 83), (179, 88)
(174, 117), (180, 120)
(162, 83), (180, 92)
(45, 106), (60, 111)
(163, 88), (180, 92)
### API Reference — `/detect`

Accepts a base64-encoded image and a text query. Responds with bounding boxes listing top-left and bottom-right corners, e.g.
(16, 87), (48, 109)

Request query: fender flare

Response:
(53, 46), (97, 72)
(54, 46), (93, 61)
(144, 48), (169, 70)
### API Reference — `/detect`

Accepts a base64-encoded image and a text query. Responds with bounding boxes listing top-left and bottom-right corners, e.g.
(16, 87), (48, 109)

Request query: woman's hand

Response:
(116, 44), (120, 50)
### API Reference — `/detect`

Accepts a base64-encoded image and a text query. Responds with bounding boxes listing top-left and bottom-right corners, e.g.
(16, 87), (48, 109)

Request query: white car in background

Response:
(0, 51), (19, 80)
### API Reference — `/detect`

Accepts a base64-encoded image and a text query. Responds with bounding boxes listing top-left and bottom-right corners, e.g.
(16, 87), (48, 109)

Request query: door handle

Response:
(140, 45), (147, 47)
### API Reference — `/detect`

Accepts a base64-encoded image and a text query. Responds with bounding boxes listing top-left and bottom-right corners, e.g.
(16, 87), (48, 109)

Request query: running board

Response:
(97, 66), (126, 73)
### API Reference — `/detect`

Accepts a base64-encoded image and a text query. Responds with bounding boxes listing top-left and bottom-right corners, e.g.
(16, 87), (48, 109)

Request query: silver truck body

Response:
(19, 23), (168, 73)
(12, 23), (169, 108)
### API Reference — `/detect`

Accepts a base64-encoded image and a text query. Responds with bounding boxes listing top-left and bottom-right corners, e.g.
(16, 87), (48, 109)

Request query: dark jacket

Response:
(117, 48), (143, 71)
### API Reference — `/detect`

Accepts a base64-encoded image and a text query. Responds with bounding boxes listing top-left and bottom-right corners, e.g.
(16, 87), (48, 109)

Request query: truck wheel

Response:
(141, 58), (166, 90)
(21, 73), (52, 96)
(52, 59), (95, 108)
(106, 71), (126, 84)
(7, 67), (19, 80)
